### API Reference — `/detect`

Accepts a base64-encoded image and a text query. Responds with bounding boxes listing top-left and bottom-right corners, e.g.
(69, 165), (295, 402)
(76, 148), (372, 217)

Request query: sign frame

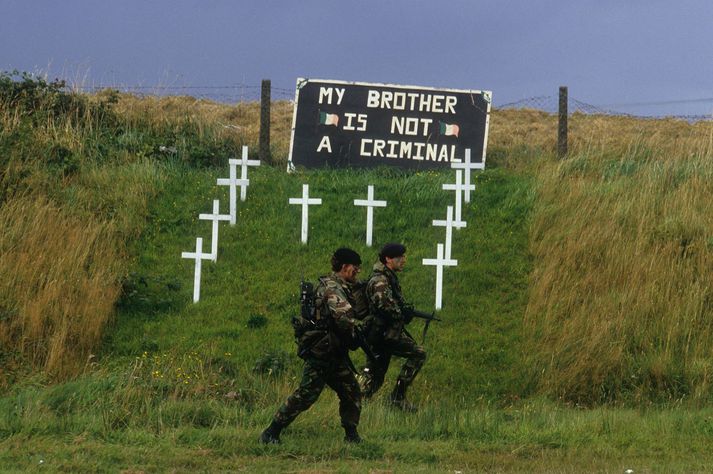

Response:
(287, 78), (492, 171)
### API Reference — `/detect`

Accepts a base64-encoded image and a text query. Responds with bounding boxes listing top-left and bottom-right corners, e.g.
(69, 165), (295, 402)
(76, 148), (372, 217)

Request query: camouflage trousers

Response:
(361, 330), (427, 398)
(273, 356), (361, 429)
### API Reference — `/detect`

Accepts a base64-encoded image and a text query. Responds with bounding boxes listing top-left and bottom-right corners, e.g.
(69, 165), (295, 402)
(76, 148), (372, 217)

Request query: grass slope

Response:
(1, 161), (543, 471)
(107, 163), (533, 402)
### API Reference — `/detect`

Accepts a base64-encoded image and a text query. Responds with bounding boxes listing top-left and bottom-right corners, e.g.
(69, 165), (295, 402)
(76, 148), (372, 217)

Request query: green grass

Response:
(3, 395), (713, 471)
(5, 157), (710, 471)
(0, 160), (545, 471)
(102, 163), (533, 401)
(5, 159), (710, 471)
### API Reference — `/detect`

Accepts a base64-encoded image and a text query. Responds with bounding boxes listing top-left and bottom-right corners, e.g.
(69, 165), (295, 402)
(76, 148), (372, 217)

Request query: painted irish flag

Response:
(440, 121), (460, 137)
(319, 112), (339, 126)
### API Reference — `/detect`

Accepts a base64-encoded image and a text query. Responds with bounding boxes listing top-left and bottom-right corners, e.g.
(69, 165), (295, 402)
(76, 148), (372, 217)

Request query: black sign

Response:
(287, 78), (491, 170)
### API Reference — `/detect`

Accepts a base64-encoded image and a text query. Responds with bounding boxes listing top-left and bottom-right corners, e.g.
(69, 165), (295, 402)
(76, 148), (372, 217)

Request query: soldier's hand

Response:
(401, 303), (414, 324)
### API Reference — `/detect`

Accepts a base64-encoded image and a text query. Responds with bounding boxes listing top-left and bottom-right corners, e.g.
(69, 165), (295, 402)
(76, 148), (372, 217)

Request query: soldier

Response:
(362, 243), (426, 412)
(260, 248), (365, 444)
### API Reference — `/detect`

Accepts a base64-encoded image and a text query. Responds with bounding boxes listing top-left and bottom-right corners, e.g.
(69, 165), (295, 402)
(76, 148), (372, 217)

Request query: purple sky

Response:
(3, 0), (712, 116)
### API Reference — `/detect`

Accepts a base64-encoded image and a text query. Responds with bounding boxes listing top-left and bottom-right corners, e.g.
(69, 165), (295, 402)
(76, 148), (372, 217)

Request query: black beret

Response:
(333, 247), (362, 266)
(379, 243), (406, 260)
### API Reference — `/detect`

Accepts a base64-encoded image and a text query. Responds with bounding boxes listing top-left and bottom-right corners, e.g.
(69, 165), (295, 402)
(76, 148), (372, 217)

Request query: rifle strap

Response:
(422, 318), (431, 345)
(383, 267), (404, 306)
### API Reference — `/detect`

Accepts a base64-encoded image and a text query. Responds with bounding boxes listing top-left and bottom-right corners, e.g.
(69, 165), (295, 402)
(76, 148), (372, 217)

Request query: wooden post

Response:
(558, 86), (568, 158)
(259, 79), (271, 164)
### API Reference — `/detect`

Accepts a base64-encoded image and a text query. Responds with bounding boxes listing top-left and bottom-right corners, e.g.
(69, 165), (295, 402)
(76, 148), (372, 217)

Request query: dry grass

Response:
(1, 90), (163, 381)
(0, 198), (122, 379)
(524, 118), (713, 403)
(489, 108), (713, 158)
(0, 161), (161, 381)
(111, 94), (294, 163)
(102, 96), (713, 169)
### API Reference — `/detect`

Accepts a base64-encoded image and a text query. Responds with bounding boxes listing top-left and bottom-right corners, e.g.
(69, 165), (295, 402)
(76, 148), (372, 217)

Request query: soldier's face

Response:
(387, 255), (407, 272)
(341, 263), (361, 283)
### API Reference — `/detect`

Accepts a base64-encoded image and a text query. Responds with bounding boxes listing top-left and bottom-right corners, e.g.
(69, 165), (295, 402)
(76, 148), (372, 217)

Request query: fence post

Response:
(558, 86), (568, 158)
(259, 79), (271, 164)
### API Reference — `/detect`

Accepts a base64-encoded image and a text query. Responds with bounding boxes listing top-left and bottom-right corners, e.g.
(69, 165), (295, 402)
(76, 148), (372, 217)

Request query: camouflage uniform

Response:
(349, 279), (371, 320)
(362, 261), (427, 400)
(272, 273), (362, 430)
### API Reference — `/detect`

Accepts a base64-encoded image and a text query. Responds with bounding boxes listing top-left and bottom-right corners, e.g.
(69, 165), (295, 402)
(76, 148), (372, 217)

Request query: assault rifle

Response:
(401, 303), (442, 344)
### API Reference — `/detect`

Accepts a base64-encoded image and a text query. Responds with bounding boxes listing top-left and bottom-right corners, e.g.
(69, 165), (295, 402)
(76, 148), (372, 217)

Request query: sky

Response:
(2, 0), (713, 117)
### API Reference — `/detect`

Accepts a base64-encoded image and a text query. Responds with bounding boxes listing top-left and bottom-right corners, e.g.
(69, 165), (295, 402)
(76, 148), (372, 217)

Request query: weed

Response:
(246, 314), (268, 329)
(252, 351), (289, 376)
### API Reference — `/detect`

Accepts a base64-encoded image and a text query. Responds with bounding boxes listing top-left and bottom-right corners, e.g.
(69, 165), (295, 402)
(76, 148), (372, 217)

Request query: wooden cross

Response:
(451, 148), (484, 203)
(181, 237), (214, 303)
(198, 199), (231, 262)
(289, 184), (322, 244)
(422, 243), (458, 310)
(442, 169), (474, 226)
(217, 159), (249, 225)
(353, 185), (387, 247)
(432, 205), (465, 260)
(233, 145), (261, 202)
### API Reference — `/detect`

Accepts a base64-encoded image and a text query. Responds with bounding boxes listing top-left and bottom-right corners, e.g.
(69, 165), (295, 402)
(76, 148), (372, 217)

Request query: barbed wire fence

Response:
(77, 83), (713, 122)
(498, 95), (713, 122)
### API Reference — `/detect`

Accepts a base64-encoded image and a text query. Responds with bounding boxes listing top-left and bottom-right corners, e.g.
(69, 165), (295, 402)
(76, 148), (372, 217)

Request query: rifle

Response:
(353, 325), (379, 362)
(401, 304), (441, 344)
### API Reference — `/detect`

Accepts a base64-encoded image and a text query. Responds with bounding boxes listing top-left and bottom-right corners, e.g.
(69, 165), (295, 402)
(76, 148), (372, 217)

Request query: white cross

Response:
(451, 148), (484, 203)
(217, 159), (249, 225)
(432, 205), (465, 260)
(442, 169), (474, 226)
(289, 184), (322, 244)
(233, 145), (261, 202)
(181, 237), (214, 303)
(422, 242), (458, 310)
(353, 185), (387, 247)
(198, 200), (231, 262)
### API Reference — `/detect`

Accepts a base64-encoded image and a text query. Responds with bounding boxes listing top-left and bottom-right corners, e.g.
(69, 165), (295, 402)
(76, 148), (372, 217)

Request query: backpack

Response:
(291, 278), (331, 359)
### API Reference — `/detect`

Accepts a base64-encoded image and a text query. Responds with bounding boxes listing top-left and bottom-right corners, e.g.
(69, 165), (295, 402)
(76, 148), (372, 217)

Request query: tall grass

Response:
(525, 127), (713, 404)
(110, 93), (294, 165)
(0, 75), (165, 379)
(488, 108), (713, 161)
(0, 198), (120, 378)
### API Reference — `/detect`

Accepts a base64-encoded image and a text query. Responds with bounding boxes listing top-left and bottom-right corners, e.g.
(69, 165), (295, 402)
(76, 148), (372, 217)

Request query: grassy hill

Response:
(2, 72), (713, 471)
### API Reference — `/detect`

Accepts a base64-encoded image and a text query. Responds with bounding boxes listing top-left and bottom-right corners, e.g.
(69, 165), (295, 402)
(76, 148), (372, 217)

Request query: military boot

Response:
(259, 420), (284, 444)
(344, 425), (363, 443)
(389, 382), (417, 413)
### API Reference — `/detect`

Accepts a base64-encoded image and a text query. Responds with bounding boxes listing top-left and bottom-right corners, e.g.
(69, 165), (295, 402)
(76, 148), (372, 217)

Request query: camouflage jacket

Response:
(314, 273), (362, 352)
(366, 261), (406, 328)
(349, 279), (371, 321)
